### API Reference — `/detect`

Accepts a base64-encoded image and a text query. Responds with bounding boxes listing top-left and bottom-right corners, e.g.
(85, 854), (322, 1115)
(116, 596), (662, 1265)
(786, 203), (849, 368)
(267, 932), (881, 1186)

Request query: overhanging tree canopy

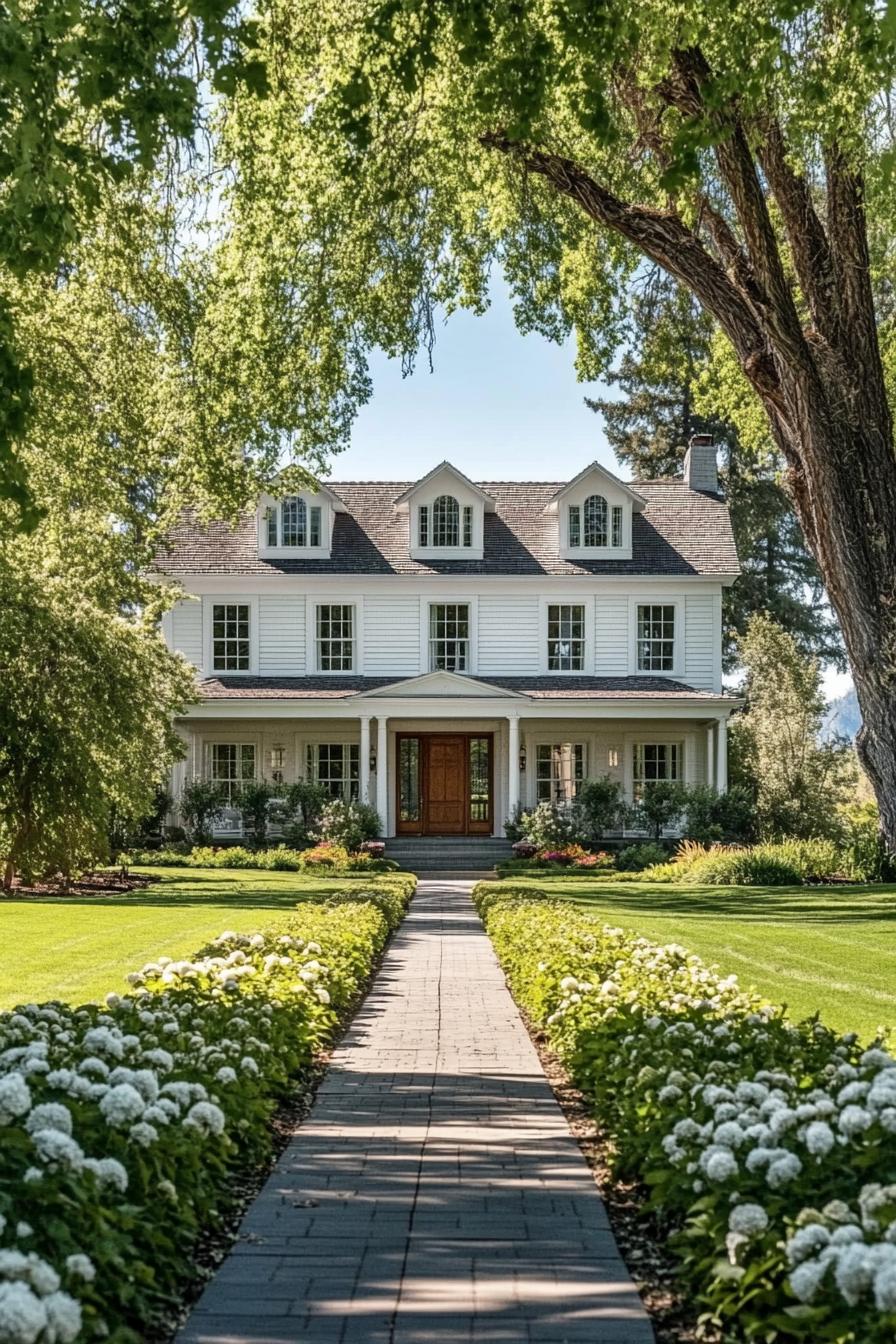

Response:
(205, 0), (896, 843)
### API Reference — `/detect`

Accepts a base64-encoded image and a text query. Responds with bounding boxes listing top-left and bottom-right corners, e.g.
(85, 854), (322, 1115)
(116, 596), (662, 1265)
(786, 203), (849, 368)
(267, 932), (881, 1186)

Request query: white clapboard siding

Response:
(477, 595), (540, 674)
(171, 599), (203, 669)
(363, 595), (422, 675)
(684, 593), (717, 690)
(594, 595), (629, 675)
(259, 595), (306, 676)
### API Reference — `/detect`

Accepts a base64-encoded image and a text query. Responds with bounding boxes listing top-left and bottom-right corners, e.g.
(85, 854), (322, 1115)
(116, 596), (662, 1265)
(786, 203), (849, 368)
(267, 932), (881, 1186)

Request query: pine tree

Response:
(586, 280), (842, 668)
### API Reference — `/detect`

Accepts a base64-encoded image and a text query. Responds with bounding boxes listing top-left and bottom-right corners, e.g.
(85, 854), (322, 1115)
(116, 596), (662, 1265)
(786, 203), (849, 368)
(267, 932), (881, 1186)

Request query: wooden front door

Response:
(424, 736), (467, 834)
(396, 733), (494, 836)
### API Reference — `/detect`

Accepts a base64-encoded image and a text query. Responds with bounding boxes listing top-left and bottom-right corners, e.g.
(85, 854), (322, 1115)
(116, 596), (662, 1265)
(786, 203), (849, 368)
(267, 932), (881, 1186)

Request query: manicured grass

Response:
(0, 866), (377, 1010)
(493, 875), (896, 1039)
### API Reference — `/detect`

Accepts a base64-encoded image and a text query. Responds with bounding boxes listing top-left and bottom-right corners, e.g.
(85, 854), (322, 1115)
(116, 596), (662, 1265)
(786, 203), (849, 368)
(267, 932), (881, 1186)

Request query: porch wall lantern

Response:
(518, 744), (527, 772)
(369, 747), (377, 773)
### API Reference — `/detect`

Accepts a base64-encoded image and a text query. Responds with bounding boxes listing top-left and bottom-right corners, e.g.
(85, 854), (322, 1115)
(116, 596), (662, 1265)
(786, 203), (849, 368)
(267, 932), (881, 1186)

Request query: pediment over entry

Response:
(356, 671), (524, 699)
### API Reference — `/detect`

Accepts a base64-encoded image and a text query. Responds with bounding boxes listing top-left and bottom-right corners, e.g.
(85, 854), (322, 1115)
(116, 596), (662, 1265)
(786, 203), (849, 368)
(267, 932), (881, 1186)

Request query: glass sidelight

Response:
(398, 737), (421, 824)
(469, 737), (491, 825)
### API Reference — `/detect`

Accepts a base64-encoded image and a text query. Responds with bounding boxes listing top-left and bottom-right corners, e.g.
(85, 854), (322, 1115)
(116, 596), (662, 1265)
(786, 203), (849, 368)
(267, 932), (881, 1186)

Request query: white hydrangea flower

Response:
(728, 1204), (769, 1237)
(789, 1258), (828, 1303)
(129, 1121), (159, 1147)
(83, 1157), (128, 1192)
(42, 1290), (82, 1343)
(833, 1242), (875, 1305)
(767, 1153), (802, 1188)
(183, 1101), (226, 1137)
(99, 1082), (145, 1127)
(874, 1261), (896, 1311)
(24, 1103), (72, 1137)
(703, 1148), (738, 1182)
(0, 1280), (47, 1344)
(0, 1073), (31, 1124)
(788, 1223), (831, 1265)
(804, 1120), (836, 1156)
(64, 1254), (95, 1282)
(31, 1130), (84, 1172)
(838, 1105), (873, 1138)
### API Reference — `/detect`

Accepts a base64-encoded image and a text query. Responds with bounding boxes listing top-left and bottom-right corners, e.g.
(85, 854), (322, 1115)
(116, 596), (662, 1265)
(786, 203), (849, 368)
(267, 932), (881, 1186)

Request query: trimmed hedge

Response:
(474, 884), (896, 1342)
(0, 877), (413, 1342)
(125, 843), (399, 874)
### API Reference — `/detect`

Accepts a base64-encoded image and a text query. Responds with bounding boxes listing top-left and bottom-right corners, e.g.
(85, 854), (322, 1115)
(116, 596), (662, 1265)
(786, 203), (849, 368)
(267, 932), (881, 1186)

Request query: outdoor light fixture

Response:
(518, 745), (527, 772)
(608, 748), (620, 768)
(369, 747), (377, 772)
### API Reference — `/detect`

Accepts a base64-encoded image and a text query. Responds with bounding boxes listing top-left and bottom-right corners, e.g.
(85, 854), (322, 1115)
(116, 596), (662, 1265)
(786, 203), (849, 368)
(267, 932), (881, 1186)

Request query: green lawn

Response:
(494, 876), (896, 1039)
(0, 866), (370, 1011)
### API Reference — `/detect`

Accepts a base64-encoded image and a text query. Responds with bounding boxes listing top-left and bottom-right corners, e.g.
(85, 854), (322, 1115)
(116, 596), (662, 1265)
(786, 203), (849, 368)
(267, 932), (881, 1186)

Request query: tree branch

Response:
(479, 130), (787, 418)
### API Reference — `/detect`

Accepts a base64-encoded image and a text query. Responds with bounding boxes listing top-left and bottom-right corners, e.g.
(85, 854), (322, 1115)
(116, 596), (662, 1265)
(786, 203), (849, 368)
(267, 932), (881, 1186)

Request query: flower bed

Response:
(473, 883), (896, 1341)
(0, 877), (413, 1342)
(125, 842), (399, 874)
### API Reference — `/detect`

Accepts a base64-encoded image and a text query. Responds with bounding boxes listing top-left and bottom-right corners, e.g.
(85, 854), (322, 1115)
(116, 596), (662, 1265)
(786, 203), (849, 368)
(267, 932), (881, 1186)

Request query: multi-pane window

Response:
(536, 743), (585, 803)
(418, 505), (429, 546)
(316, 604), (354, 671)
(432, 494), (460, 546)
(306, 744), (359, 801)
(637, 604), (676, 671)
(547, 604), (585, 671)
(210, 744), (256, 801)
(429, 603), (469, 671)
(632, 743), (682, 801)
(266, 497), (322, 548)
(584, 494), (608, 546)
(462, 505), (473, 547)
(569, 500), (623, 547)
(212, 603), (250, 671)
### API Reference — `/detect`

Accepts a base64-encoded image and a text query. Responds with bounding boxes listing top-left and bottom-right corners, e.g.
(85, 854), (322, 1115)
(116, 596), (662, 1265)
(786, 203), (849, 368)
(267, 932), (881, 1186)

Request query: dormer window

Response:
(398, 462), (492, 561)
(548, 462), (645, 561)
(568, 496), (624, 549)
(258, 482), (343, 559)
(266, 496), (322, 548)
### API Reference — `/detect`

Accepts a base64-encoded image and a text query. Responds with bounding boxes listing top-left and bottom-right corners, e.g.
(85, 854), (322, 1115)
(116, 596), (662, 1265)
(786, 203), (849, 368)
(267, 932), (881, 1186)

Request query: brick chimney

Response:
(683, 433), (719, 493)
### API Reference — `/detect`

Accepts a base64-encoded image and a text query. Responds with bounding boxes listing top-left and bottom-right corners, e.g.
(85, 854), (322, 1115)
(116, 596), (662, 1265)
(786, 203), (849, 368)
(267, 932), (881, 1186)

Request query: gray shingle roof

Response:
(157, 480), (739, 578)
(196, 674), (729, 701)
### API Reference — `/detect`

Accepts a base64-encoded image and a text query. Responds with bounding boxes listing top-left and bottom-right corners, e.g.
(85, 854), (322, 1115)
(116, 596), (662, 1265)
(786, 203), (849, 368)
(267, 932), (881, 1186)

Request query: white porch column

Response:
(715, 716), (728, 792)
(359, 716), (371, 804)
(507, 713), (521, 816)
(376, 716), (389, 835)
(706, 724), (716, 791)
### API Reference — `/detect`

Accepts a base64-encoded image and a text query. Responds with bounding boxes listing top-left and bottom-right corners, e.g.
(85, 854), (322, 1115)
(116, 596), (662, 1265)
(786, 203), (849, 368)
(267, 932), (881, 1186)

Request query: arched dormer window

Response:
(430, 494), (460, 547)
(583, 494), (608, 546)
(568, 495), (624, 549)
(265, 496), (322, 548)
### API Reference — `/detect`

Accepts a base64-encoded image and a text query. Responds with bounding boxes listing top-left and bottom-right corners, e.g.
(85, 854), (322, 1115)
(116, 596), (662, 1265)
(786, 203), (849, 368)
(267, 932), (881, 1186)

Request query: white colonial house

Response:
(157, 437), (740, 844)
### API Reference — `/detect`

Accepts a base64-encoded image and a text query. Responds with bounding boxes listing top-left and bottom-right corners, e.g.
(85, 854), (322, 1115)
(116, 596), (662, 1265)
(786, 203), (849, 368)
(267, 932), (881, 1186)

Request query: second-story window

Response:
(637, 604), (676, 672)
(266, 497), (322, 547)
(429, 603), (469, 671)
(584, 494), (608, 546)
(568, 499), (624, 548)
(316, 604), (354, 671)
(212, 603), (250, 671)
(547, 604), (585, 671)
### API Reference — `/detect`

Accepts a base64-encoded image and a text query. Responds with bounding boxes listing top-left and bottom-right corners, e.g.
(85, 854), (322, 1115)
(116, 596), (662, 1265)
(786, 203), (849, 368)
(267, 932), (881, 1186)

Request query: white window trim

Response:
(303, 740), (362, 802)
(257, 494), (332, 559)
(538, 597), (594, 675)
(628, 597), (684, 679)
(202, 595), (259, 677)
(622, 731), (696, 805)
(532, 739), (588, 804)
(306, 598), (362, 675)
(559, 496), (633, 560)
(421, 597), (479, 674)
(409, 501), (484, 560)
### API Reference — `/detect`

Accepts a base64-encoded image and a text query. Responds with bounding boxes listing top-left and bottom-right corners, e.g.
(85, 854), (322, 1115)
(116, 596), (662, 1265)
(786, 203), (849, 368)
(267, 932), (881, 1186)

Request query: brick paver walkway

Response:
(177, 880), (654, 1344)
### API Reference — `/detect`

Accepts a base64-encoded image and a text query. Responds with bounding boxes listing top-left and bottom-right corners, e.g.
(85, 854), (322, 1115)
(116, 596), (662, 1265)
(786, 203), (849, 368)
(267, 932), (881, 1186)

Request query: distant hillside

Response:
(823, 686), (861, 741)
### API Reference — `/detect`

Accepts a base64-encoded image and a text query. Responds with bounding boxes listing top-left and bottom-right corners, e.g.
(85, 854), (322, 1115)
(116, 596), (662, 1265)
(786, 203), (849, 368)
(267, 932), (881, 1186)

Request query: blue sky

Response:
(332, 285), (621, 483)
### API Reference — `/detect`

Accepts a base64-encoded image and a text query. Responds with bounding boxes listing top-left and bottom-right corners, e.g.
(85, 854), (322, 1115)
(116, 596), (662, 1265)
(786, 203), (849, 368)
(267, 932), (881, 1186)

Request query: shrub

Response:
(632, 780), (688, 841)
(179, 780), (227, 844)
(0, 879), (412, 1341)
(237, 779), (281, 848)
(839, 801), (896, 883)
(315, 799), (382, 852)
(300, 841), (351, 869)
(503, 802), (527, 843)
(473, 888), (896, 1341)
(683, 837), (842, 886)
(681, 783), (755, 844)
(280, 780), (329, 848)
(571, 776), (627, 844)
(519, 801), (577, 850)
(616, 841), (668, 871)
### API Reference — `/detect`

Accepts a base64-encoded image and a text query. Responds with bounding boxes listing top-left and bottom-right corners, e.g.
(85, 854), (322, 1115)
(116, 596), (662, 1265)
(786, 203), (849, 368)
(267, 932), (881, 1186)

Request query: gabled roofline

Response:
(544, 461), (648, 512)
(261, 477), (348, 512)
(356, 670), (526, 699)
(392, 462), (497, 510)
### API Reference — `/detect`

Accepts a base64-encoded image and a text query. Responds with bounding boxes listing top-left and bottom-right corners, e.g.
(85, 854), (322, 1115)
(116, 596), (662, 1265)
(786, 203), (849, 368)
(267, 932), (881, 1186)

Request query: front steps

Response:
(385, 836), (513, 874)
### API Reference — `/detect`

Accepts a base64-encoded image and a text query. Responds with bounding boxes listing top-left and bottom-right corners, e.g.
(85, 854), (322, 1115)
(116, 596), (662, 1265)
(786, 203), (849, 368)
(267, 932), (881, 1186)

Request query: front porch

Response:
(171, 671), (737, 841)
